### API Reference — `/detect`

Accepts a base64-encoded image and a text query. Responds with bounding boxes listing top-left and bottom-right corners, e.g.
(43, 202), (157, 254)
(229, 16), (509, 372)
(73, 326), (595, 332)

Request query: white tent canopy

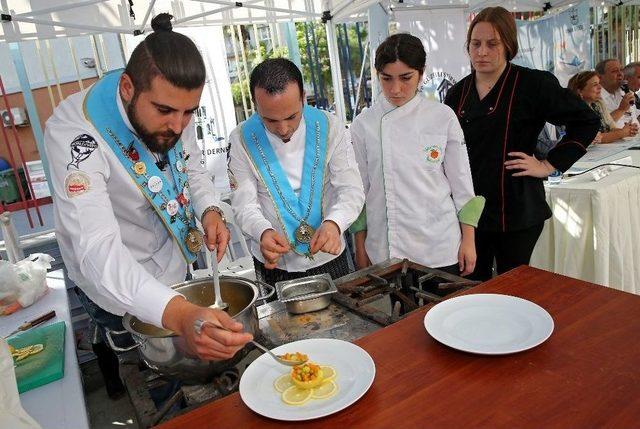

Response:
(4, 0), (637, 43)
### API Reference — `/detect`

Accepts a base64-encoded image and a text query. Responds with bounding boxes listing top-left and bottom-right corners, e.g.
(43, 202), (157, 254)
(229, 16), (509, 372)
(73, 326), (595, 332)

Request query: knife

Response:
(4, 310), (57, 338)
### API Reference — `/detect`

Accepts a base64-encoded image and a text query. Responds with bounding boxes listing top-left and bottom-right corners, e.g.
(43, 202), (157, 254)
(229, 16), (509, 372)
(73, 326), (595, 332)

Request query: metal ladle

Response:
(206, 248), (228, 311)
(193, 319), (307, 367)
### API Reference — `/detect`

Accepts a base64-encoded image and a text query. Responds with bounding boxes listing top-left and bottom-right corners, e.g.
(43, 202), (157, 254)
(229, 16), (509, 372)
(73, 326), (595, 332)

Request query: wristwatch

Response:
(201, 205), (227, 225)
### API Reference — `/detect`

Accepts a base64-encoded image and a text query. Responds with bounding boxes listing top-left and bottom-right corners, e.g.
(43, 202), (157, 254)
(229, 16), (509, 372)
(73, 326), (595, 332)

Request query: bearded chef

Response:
(44, 14), (252, 397)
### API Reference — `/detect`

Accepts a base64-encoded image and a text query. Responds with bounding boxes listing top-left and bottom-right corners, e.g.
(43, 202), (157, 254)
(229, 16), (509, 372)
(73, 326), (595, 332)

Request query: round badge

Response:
(166, 199), (179, 216)
(133, 162), (146, 175)
(175, 160), (185, 173)
(182, 185), (191, 201)
(147, 176), (163, 193)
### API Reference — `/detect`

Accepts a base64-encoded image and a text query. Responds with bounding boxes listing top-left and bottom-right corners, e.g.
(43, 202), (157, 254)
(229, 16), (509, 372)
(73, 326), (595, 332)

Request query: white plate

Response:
(424, 294), (554, 355)
(239, 338), (375, 421)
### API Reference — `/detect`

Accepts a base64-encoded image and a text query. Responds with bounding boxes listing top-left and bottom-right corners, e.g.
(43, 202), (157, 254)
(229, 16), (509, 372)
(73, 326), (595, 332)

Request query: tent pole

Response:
(304, 23), (320, 106)
(98, 34), (110, 71)
(309, 23), (326, 108)
(34, 39), (57, 109)
(326, 15), (346, 122)
(89, 35), (104, 78)
(7, 14), (132, 34)
(138, 0), (158, 33)
(14, 0), (108, 17)
(237, 24), (254, 112)
(355, 22), (369, 106)
(353, 39), (370, 116)
(196, 0), (321, 19)
(68, 38), (85, 91)
(337, 24), (353, 120)
(230, 24), (250, 120)
(174, 5), (236, 24)
(45, 40), (64, 102)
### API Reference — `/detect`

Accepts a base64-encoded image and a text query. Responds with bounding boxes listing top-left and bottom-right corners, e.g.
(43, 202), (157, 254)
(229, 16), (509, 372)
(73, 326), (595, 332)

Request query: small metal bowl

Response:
(276, 273), (338, 314)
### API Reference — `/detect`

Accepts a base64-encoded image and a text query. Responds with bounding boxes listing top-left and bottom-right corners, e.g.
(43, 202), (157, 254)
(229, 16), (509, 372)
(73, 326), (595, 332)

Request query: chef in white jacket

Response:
(350, 33), (485, 275)
(229, 58), (364, 285)
(44, 14), (253, 373)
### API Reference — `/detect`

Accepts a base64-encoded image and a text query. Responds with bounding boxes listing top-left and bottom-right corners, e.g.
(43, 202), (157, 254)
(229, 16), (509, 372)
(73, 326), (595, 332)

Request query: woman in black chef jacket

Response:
(444, 6), (600, 281)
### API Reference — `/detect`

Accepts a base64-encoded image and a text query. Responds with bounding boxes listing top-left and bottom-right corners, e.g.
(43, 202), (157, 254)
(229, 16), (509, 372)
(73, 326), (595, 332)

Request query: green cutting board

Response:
(7, 321), (66, 393)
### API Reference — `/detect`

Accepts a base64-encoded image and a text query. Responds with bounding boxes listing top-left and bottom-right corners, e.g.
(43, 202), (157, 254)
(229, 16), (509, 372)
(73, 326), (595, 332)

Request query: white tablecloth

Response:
(0, 269), (90, 429)
(531, 142), (640, 294)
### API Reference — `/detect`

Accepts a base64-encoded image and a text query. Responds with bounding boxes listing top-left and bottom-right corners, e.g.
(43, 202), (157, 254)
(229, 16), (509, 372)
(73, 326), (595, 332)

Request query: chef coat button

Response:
(489, 106), (494, 111)
(461, 110), (465, 114)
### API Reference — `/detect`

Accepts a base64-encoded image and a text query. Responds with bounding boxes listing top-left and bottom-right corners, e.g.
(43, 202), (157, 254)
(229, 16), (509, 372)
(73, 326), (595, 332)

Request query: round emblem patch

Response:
(425, 145), (443, 163)
(64, 172), (91, 198)
(147, 176), (163, 193)
(166, 199), (179, 216)
(133, 162), (146, 176)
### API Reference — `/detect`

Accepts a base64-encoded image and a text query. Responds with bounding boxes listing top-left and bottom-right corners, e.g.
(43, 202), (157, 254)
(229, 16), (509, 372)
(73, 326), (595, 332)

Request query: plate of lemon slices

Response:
(239, 338), (375, 421)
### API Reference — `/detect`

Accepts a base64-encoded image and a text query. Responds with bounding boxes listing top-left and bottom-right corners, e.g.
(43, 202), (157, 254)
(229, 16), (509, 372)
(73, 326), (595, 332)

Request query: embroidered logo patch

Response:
(64, 171), (91, 198)
(425, 145), (443, 163)
(67, 134), (98, 170)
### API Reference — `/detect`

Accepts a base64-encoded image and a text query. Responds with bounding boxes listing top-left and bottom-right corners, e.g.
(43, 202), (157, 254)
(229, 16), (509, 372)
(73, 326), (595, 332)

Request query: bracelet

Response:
(201, 205), (227, 225)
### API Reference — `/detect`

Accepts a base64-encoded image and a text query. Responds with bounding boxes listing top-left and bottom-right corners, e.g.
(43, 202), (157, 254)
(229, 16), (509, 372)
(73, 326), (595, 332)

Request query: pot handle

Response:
(255, 280), (275, 302)
(104, 327), (140, 353)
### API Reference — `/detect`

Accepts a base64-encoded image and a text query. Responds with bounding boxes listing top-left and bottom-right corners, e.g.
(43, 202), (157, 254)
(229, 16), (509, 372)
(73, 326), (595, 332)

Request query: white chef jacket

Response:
(350, 93), (476, 268)
(600, 88), (640, 128)
(44, 84), (220, 328)
(229, 111), (364, 272)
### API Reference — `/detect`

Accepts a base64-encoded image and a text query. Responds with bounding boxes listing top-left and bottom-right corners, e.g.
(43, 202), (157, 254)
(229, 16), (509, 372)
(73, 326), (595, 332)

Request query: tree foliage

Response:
(226, 22), (369, 117)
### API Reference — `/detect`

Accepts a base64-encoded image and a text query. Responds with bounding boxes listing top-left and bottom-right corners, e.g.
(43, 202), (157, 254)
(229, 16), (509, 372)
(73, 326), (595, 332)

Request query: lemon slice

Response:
(281, 385), (313, 405)
(311, 380), (338, 399)
(12, 343), (44, 361)
(29, 344), (44, 354)
(274, 374), (294, 393)
(319, 365), (336, 381)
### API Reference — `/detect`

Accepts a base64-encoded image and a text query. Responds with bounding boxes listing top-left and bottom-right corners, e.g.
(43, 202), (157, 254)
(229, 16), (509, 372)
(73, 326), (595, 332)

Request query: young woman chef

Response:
(349, 33), (485, 276)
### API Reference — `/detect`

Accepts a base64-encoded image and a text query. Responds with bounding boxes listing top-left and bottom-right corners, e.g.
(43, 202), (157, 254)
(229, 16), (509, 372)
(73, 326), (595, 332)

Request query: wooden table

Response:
(156, 266), (640, 429)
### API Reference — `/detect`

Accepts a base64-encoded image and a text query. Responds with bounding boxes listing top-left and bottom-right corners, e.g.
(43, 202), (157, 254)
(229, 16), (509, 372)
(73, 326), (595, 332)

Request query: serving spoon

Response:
(206, 248), (229, 311)
(193, 319), (307, 367)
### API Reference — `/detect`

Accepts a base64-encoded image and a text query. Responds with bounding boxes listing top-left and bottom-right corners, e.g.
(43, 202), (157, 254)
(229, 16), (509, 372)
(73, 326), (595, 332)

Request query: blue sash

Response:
(83, 69), (199, 263)
(241, 106), (328, 256)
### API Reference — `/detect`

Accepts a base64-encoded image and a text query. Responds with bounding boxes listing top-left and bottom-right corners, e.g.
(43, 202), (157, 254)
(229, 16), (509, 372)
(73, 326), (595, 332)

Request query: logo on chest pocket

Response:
(424, 145), (443, 163)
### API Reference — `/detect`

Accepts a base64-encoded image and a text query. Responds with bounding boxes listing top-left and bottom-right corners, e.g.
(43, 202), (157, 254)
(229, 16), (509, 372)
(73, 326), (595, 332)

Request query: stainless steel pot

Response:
(104, 276), (273, 384)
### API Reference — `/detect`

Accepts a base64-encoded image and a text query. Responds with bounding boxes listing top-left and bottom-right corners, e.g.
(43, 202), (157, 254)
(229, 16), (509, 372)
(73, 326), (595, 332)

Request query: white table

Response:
(0, 269), (90, 429)
(531, 142), (640, 294)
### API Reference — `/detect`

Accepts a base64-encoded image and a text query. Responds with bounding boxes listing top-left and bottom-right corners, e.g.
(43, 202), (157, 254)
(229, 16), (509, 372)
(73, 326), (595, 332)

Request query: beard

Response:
(126, 95), (181, 154)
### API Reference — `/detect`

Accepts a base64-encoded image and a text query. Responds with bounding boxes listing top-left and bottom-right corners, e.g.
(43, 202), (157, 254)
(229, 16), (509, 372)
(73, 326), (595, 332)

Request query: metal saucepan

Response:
(105, 276), (274, 384)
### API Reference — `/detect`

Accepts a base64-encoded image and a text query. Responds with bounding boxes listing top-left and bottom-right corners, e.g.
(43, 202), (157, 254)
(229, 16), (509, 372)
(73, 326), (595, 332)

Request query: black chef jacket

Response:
(444, 63), (600, 233)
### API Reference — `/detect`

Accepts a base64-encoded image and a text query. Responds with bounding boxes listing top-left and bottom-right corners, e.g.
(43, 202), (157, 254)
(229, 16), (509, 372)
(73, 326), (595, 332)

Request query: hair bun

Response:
(151, 13), (173, 33)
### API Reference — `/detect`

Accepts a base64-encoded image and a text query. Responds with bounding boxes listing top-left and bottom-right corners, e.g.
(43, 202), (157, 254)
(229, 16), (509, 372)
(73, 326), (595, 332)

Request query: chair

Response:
(192, 201), (255, 280)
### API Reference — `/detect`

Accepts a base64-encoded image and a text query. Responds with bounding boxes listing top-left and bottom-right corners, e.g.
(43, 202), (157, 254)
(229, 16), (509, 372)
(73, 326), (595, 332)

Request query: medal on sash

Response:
(185, 228), (204, 253)
(294, 221), (314, 244)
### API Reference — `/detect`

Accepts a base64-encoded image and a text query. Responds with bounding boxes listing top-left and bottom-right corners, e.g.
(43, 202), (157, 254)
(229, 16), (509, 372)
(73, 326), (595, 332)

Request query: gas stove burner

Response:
(333, 258), (480, 326)
(182, 367), (241, 407)
(118, 352), (245, 428)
